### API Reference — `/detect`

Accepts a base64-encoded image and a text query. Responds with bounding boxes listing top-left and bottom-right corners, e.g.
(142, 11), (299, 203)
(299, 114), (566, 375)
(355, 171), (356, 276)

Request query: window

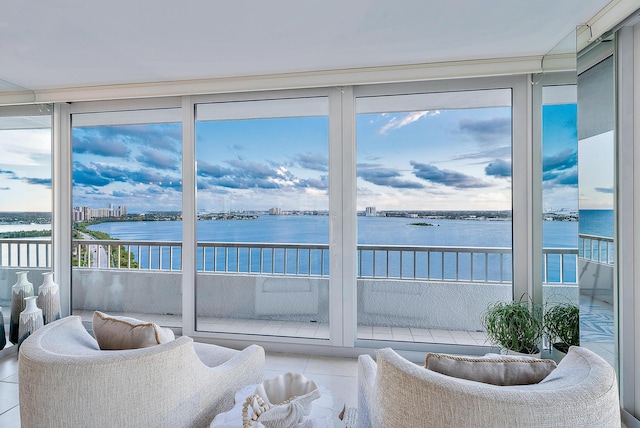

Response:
(355, 89), (513, 346)
(577, 53), (616, 366)
(0, 106), (52, 349)
(194, 97), (330, 339)
(70, 108), (183, 327)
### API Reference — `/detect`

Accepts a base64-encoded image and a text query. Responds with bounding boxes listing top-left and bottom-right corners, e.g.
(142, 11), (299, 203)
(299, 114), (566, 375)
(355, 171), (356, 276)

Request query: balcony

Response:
(1, 236), (598, 352)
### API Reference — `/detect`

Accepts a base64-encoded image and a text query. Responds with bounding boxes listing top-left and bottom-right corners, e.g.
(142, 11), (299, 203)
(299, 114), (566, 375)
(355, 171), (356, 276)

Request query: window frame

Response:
(54, 76), (532, 354)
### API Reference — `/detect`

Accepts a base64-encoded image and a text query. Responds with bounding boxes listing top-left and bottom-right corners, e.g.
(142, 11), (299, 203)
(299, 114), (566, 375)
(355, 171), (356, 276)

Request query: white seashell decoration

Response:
(242, 372), (321, 428)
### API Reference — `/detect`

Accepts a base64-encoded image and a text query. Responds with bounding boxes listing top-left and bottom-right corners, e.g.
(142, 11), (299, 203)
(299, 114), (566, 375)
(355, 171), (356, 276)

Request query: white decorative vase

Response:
(18, 296), (44, 347)
(10, 271), (34, 344)
(37, 272), (61, 325)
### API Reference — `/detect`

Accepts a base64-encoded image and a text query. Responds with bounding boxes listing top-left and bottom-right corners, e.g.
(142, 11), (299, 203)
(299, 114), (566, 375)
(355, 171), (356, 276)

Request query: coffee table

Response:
(210, 382), (345, 428)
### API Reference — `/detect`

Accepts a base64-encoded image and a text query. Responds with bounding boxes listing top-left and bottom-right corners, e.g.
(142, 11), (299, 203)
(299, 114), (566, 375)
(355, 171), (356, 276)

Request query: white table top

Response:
(211, 383), (345, 428)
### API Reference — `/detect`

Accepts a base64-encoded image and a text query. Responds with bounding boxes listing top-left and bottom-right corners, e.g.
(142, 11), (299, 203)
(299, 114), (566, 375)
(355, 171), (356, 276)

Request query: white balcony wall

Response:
(69, 269), (578, 334)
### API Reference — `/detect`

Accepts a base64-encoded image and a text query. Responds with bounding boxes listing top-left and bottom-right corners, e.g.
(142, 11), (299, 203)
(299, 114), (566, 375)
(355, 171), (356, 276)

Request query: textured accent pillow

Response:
(425, 352), (557, 386)
(92, 311), (175, 350)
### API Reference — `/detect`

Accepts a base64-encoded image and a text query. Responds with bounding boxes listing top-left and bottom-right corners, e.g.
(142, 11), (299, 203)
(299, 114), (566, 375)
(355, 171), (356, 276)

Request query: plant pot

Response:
(504, 348), (542, 359)
(551, 344), (569, 363)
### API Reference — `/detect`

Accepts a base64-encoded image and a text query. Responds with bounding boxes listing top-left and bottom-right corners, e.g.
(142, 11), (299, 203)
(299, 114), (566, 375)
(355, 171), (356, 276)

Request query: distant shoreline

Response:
(0, 209), (593, 239)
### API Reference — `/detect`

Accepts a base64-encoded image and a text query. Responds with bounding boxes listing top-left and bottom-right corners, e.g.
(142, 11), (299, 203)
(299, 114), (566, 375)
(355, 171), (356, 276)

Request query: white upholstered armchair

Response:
(357, 346), (620, 428)
(19, 316), (265, 428)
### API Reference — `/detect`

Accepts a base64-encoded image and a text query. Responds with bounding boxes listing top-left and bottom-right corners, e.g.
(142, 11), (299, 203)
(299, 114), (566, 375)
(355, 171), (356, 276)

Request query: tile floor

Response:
(0, 345), (630, 427)
(74, 309), (490, 346)
(0, 295), (621, 427)
(0, 346), (358, 428)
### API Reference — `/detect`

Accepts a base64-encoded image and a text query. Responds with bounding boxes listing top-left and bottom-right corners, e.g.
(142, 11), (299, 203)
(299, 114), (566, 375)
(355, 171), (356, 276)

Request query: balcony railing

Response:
(0, 239), (51, 268)
(0, 237), (585, 285)
(75, 240), (579, 284)
(579, 234), (614, 265)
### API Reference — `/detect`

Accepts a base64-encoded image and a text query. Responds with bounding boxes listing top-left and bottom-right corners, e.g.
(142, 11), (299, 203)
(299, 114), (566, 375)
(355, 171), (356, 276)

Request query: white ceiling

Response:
(0, 0), (614, 94)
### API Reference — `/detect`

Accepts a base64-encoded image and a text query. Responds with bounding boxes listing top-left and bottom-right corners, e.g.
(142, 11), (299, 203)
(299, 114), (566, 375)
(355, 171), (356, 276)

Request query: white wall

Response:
(70, 270), (577, 333)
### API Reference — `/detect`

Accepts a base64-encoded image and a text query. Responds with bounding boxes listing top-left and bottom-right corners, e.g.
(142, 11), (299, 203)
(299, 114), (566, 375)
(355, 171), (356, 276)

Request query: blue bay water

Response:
(578, 209), (614, 238)
(88, 214), (592, 247)
(86, 211), (615, 283)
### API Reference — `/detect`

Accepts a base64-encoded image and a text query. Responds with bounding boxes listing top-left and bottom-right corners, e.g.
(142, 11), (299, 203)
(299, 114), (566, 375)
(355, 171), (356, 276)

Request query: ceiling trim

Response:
(0, 55), (555, 106)
(0, 90), (35, 107)
(578, 0), (640, 50)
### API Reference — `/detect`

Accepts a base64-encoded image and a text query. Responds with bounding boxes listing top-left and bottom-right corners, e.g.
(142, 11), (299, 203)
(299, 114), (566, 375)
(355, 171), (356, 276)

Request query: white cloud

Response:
(378, 111), (439, 134)
(0, 129), (51, 166)
(469, 191), (511, 208)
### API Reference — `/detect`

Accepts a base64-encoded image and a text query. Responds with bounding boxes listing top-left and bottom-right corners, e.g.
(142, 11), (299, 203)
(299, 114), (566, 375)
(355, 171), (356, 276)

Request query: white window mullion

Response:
(339, 86), (357, 347)
(53, 103), (72, 316)
(182, 96), (196, 336)
(617, 24), (638, 422)
(512, 75), (534, 301)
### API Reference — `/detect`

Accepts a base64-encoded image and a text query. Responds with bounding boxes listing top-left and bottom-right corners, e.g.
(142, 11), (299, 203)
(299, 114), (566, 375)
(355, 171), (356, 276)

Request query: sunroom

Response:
(1, 1), (640, 425)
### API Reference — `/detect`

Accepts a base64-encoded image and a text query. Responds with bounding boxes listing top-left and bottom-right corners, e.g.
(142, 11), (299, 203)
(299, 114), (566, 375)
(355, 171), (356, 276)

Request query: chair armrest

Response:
(212, 344), (266, 389)
(193, 341), (242, 368)
(356, 354), (378, 428)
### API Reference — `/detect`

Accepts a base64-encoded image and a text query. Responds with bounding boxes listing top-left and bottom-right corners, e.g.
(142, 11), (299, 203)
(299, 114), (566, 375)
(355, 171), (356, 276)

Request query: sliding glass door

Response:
(355, 88), (513, 347)
(194, 96), (331, 340)
(70, 107), (183, 328)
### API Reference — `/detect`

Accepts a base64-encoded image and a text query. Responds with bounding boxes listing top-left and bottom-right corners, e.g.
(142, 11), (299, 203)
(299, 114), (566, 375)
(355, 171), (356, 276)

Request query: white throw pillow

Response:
(425, 352), (557, 386)
(92, 311), (175, 350)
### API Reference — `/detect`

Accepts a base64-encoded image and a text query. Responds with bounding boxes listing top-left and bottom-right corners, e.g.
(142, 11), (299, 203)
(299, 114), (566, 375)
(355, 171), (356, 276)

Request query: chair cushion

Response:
(92, 311), (175, 350)
(425, 352), (557, 386)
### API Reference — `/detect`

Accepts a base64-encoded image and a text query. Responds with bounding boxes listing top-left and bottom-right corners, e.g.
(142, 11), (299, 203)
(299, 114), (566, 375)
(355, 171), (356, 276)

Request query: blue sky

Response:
(0, 128), (52, 212)
(0, 102), (584, 214)
(357, 107), (513, 211)
(195, 117), (329, 213)
(542, 104), (579, 212)
(71, 124), (183, 211)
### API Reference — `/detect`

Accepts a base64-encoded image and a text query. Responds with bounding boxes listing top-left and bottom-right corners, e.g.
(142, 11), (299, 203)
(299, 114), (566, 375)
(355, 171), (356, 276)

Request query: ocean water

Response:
(87, 214), (591, 248)
(0, 224), (51, 233)
(86, 213), (608, 282)
(2, 210), (612, 282)
(579, 209), (614, 238)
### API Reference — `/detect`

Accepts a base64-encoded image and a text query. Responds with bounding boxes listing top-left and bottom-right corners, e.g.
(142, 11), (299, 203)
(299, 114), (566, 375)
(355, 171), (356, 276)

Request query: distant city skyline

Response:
(0, 102), (595, 214)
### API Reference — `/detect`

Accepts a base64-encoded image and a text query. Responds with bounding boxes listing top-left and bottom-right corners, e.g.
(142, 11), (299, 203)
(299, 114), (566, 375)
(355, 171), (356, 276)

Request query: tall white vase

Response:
(18, 296), (44, 347)
(37, 272), (61, 325)
(10, 271), (34, 344)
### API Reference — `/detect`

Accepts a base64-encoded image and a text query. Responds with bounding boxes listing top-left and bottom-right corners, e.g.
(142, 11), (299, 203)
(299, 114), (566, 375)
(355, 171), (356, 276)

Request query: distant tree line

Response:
(0, 229), (51, 239)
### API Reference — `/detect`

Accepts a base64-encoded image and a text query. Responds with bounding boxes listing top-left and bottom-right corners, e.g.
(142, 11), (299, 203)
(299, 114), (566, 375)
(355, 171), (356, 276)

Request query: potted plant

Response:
(481, 296), (543, 356)
(544, 302), (579, 362)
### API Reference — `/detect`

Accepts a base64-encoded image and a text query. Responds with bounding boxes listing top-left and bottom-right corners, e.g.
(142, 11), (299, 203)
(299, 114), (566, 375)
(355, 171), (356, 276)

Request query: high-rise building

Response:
(72, 204), (126, 221)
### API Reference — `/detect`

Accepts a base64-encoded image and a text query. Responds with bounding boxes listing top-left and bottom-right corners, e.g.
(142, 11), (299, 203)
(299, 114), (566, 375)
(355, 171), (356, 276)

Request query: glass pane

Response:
(355, 89), (512, 346)
(71, 109), (182, 329)
(577, 53), (616, 366)
(195, 98), (329, 339)
(0, 108), (52, 351)
(541, 85), (580, 357)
